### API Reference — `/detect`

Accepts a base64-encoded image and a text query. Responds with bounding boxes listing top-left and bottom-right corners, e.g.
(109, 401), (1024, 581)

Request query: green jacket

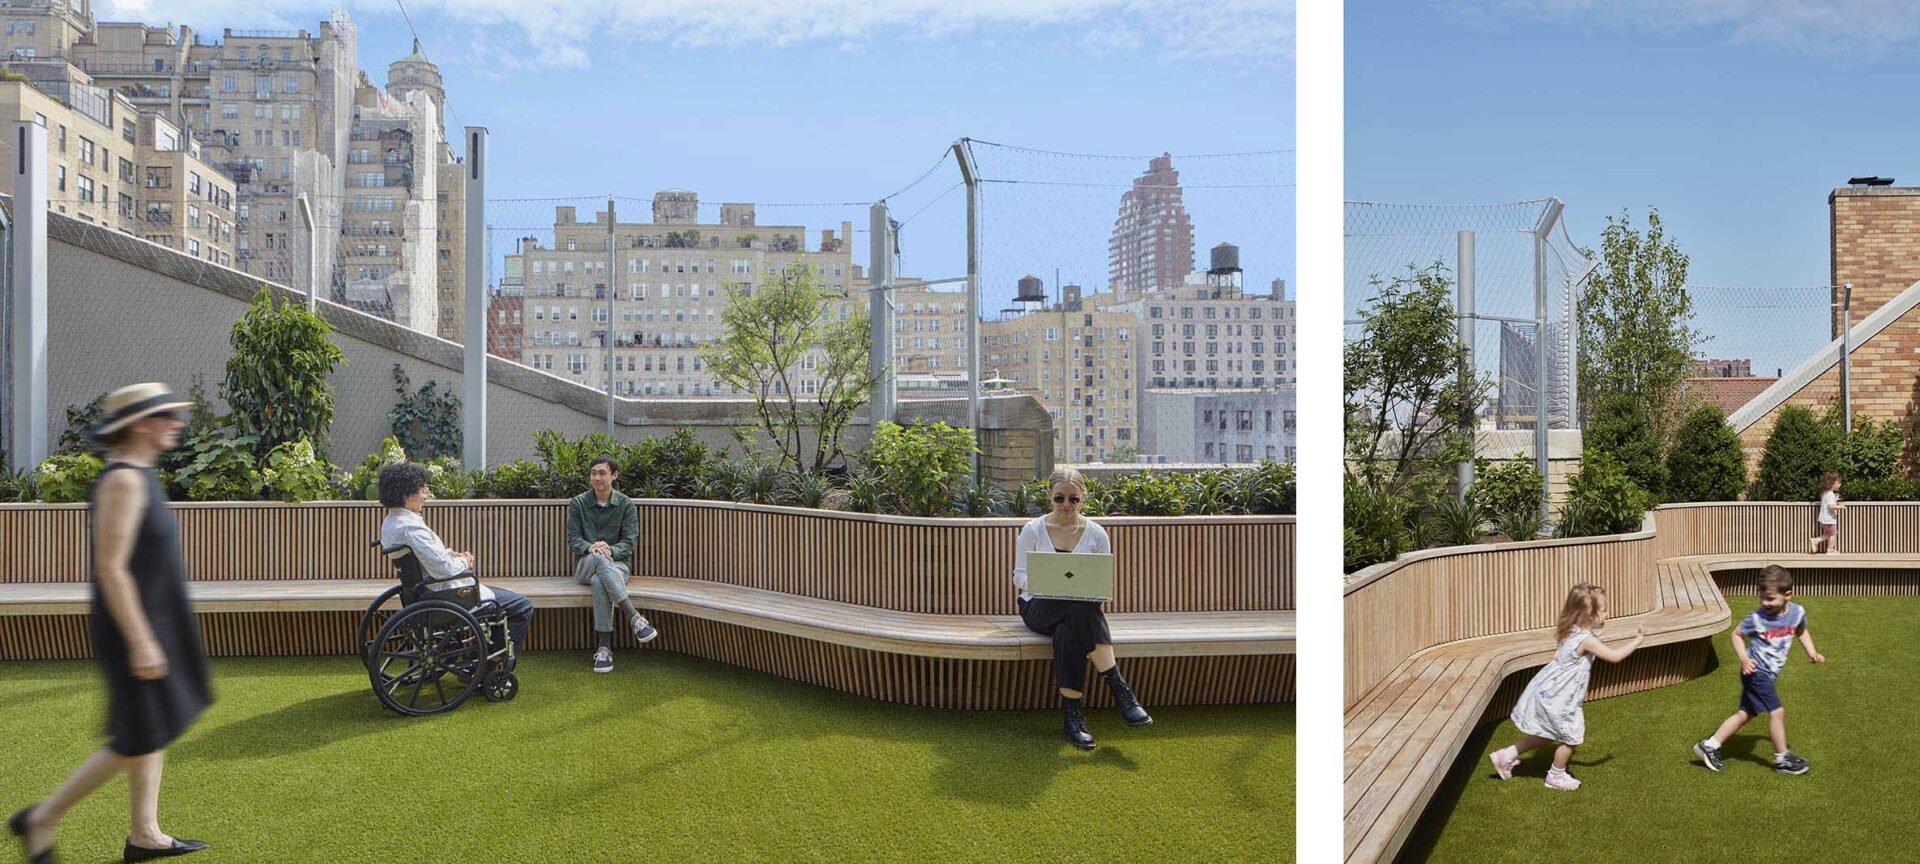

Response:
(566, 489), (639, 561)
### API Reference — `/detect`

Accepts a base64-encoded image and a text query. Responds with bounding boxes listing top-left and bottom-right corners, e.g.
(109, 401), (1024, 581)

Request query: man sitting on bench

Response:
(570, 456), (659, 673)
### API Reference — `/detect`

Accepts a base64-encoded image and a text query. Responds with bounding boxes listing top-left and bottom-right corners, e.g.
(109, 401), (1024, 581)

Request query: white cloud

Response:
(1496, 0), (1920, 56)
(96, 0), (1291, 68)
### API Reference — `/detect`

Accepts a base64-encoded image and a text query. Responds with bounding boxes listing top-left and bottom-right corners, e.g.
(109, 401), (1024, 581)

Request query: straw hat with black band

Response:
(90, 383), (194, 440)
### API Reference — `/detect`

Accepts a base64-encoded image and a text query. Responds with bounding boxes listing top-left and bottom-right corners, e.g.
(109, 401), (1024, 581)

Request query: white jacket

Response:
(1011, 514), (1112, 601)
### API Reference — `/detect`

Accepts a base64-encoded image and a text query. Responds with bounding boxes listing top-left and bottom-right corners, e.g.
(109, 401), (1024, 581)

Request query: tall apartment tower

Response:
(336, 64), (441, 331)
(1107, 152), (1194, 298)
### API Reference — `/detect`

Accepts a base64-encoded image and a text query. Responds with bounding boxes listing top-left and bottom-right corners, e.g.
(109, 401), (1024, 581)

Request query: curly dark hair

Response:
(378, 462), (431, 509)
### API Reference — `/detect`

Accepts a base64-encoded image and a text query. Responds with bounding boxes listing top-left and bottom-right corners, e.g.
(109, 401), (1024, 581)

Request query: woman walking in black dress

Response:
(9, 383), (213, 863)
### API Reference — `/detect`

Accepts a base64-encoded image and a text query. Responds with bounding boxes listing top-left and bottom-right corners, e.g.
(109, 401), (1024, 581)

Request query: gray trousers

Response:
(573, 553), (632, 632)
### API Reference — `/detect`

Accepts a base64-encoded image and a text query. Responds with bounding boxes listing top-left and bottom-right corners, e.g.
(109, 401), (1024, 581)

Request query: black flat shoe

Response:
(123, 838), (208, 862)
(8, 805), (56, 864)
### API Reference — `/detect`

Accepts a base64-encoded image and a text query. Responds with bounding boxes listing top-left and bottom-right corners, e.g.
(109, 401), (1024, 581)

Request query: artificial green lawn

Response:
(0, 651), (1290, 864)
(1407, 595), (1913, 864)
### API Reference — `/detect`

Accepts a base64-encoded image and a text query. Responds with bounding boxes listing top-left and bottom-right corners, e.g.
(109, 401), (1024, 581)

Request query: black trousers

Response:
(1019, 597), (1112, 692)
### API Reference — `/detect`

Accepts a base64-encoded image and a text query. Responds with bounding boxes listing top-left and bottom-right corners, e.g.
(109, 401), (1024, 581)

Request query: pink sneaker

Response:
(1489, 746), (1518, 780)
(1544, 767), (1581, 791)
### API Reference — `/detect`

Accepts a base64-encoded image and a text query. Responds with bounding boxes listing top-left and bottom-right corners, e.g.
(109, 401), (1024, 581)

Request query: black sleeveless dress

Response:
(89, 462), (212, 756)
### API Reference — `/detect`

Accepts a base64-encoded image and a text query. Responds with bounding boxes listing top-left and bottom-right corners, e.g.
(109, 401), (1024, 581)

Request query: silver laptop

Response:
(1027, 552), (1115, 602)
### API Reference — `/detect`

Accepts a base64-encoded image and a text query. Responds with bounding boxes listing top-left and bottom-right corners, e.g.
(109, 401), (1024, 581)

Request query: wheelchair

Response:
(358, 540), (520, 716)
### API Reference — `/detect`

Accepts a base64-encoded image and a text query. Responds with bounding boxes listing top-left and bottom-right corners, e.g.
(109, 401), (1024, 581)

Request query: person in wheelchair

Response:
(376, 463), (534, 668)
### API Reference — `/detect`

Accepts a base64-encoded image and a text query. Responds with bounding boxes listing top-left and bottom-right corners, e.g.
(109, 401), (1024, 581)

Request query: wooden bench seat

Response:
(0, 577), (1294, 661)
(1343, 556), (1730, 864)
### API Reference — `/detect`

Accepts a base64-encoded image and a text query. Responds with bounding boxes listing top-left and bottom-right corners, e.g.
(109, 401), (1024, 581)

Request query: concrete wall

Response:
(31, 210), (1053, 480)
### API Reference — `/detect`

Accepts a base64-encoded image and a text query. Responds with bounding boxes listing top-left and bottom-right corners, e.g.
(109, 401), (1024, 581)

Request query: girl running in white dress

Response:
(1488, 583), (1646, 790)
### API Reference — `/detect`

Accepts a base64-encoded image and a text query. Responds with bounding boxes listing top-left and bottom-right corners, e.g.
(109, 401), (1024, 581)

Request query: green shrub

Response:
(1468, 457), (1545, 526)
(260, 439), (333, 503)
(1583, 391), (1668, 503)
(1841, 475), (1920, 502)
(1178, 471), (1229, 516)
(533, 430), (620, 498)
(955, 477), (1006, 517)
(225, 285), (346, 461)
(1556, 451), (1651, 537)
(171, 431), (261, 502)
(388, 365), (461, 462)
(1664, 403), (1748, 502)
(55, 394), (107, 456)
(784, 470), (833, 510)
(1344, 474), (1413, 572)
(426, 457), (481, 499)
(340, 437), (409, 501)
(478, 459), (547, 499)
(1243, 460), (1296, 515)
(861, 421), (976, 517)
(0, 467), (30, 503)
(32, 453), (103, 503)
(742, 464), (781, 505)
(845, 470), (882, 514)
(1495, 506), (1546, 542)
(1751, 405), (1841, 501)
(1095, 471), (1186, 516)
(1427, 496), (1485, 546)
(653, 429), (719, 496)
(696, 462), (748, 502)
(1008, 480), (1046, 518)
(1837, 412), (1902, 485)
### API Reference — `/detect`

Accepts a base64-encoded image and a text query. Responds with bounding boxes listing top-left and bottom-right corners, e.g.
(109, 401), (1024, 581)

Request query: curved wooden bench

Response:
(0, 577), (1293, 659)
(1344, 556), (1727, 864)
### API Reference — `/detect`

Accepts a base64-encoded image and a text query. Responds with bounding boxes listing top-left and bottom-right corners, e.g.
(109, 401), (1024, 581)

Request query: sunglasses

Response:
(1053, 495), (1082, 505)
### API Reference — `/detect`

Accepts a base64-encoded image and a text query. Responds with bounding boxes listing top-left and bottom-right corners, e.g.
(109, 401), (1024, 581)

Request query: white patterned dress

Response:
(1510, 627), (1596, 745)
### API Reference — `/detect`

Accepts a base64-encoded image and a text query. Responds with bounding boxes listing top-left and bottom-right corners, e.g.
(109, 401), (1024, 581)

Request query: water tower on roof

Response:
(1002, 274), (1048, 316)
(1206, 241), (1243, 296)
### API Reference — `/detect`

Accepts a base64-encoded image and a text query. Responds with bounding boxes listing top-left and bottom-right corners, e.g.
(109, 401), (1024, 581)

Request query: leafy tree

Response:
(1577, 208), (1699, 441)
(224, 285), (346, 461)
(704, 264), (872, 472)
(1556, 451), (1652, 537)
(1469, 456), (1546, 525)
(1345, 264), (1488, 504)
(1829, 408), (1902, 484)
(861, 421), (976, 516)
(1751, 405), (1841, 501)
(1663, 402), (1748, 502)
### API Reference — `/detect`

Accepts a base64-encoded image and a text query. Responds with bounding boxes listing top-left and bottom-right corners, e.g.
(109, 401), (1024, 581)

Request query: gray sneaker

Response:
(1774, 752), (1810, 775)
(591, 647), (613, 673)
(631, 614), (659, 644)
(1694, 740), (1724, 772)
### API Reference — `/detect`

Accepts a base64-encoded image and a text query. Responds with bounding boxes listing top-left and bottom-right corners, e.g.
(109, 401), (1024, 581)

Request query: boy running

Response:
(1692, 565), (1825, 774)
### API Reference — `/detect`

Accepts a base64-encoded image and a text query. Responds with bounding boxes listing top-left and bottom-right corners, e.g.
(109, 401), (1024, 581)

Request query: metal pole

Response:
(1534, 198), (1564, 525)
(1841, 282), (1853, 434)
(9, 121), (47, 470)
(953, 138), (982, 479)
(1456, 230), (1475, 504)
(295, 193), (315, 312)
(606, 195), (616, 437)
(868, 201), (895, 428)
(461, 126), (488, 471)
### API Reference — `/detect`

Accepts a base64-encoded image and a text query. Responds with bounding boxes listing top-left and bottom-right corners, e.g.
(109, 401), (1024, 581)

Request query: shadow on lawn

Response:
(184, 689), (386, 761)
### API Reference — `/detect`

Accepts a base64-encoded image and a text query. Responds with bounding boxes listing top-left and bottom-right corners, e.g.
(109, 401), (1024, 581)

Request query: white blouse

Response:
(1011, 514), (1112, 601)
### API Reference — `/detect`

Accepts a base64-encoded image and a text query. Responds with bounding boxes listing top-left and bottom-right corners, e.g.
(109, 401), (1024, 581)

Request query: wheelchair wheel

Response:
(357, 584), (407, 671)
(368, 600), (486, 717)
(483, 671), (519, 703)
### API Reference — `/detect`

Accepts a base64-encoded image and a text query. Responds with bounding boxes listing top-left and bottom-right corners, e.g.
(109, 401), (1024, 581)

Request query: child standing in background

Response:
(1812, 472), (1845, 554)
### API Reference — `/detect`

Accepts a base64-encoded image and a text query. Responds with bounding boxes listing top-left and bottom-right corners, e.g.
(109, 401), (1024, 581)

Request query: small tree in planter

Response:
(1556, 451), (1652, 538)
(861, 421), (975, 517)
(1664, 402), (1747, 502)
(225, 285), (346, 461)
(388, 365), (461, 462)
(1751, 405), (1841, 501)
(1469, 456), (1546, 538)
(1584, 391), (1668, 502)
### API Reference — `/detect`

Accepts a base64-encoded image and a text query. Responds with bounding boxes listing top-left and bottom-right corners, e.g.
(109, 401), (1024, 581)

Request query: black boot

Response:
(1103, 667), (1153, 727)
(1062, 697), (1096, 750)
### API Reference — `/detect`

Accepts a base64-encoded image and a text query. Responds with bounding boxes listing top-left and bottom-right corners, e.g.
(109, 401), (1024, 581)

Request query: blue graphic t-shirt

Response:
(1738, 602), (1806, 678)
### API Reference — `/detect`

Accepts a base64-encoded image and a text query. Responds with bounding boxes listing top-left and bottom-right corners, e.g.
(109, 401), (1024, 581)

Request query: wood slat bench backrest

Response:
(0, 501), (1292, 616)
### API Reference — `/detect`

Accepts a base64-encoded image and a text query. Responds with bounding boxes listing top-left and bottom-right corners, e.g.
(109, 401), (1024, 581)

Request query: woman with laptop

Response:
(1013, 467), (1153, 750)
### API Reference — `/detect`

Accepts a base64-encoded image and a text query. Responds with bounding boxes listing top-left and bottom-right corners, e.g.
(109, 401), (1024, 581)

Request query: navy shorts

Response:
(1740, 672), (1783, 715)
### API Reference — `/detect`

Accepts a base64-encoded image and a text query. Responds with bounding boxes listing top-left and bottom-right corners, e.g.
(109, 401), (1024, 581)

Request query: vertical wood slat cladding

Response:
(1655, 503), (1920, 559)
(1712, 569), (1920, 597)
(1476, 640), (1714, 725)
(0, 609), (1292, 708)
(1343, 532), (1655, 710)
(0, 502), (1294, 614)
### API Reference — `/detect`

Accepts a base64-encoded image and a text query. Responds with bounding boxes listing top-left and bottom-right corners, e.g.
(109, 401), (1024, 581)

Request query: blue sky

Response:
(100, 0), (1294, 307)
(1348, 0), (1920, 372)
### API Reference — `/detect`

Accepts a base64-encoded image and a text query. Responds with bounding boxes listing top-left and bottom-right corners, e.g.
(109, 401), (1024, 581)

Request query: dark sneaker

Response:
(631, 614), (659, 644)
(1774, 752), (1810, 775)
(1694, 740), (1724, 772)
(591, 647), (613, 674)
